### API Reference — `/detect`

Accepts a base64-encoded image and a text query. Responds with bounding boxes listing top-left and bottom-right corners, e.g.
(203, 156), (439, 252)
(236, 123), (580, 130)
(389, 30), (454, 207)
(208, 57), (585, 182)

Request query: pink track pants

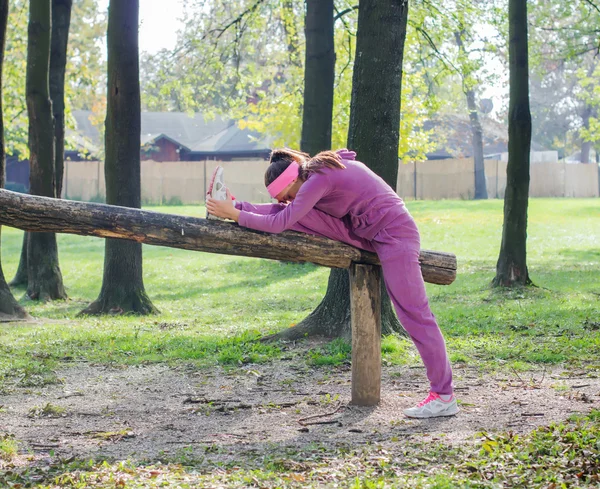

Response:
(238, 202), (453, 395)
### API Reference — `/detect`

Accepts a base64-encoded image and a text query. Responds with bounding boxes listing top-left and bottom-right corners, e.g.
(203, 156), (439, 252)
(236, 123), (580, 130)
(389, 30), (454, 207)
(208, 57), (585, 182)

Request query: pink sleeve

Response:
(235, 201), (287, 215)
(238, 174), (330, 234)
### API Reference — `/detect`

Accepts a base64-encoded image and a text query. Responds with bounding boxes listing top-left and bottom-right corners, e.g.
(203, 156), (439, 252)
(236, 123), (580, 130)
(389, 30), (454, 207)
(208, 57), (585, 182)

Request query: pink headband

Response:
(267, 162), (299, 198)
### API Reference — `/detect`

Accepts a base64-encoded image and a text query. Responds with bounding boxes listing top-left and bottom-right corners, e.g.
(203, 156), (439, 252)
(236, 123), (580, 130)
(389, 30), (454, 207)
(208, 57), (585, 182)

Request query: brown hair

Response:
(264, 148), (346, 187)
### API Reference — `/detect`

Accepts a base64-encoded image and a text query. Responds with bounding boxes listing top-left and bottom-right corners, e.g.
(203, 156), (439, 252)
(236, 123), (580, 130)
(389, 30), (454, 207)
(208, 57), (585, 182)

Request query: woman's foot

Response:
(207, 166), (227, 220)
(403, 392), (459, 419)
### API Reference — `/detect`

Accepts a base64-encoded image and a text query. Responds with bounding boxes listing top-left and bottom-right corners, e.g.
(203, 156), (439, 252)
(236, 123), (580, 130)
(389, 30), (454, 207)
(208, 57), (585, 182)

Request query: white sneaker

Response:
(403, 392), (459, 419)
(207, 166), (228, 220)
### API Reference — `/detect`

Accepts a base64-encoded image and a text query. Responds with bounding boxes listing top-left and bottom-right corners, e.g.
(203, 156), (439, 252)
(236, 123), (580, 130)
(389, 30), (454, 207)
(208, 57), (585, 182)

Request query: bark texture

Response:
(9, 234), (28, 287)
(26, 0), (67, 301)
(290, 0), (410, 340)
(0, 189), (457, 284)
(50, 0), (72, 197)
(492, 0), (532, 287)
(300, 0), (335, 156)
(0, 0), (29, 321)
(82, 0), (155, 315)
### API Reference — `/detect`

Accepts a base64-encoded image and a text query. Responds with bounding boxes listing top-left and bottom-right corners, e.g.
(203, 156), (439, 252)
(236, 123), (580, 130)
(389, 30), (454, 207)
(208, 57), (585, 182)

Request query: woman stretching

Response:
(206, 148), (457, 419)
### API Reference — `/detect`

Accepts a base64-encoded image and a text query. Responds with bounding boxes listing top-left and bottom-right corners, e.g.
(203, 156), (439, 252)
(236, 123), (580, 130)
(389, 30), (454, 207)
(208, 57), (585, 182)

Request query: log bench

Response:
(0, 188), (457, 406)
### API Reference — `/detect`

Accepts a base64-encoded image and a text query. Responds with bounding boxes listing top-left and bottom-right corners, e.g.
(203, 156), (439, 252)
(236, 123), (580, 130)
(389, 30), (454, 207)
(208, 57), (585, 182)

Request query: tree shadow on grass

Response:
(556, 248), (600, 262)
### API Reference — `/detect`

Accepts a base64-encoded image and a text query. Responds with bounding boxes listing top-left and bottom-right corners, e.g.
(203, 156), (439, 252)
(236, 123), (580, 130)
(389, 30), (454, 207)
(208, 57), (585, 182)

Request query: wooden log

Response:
(0, 189), (457, 284)
(350, 263), (381, 406)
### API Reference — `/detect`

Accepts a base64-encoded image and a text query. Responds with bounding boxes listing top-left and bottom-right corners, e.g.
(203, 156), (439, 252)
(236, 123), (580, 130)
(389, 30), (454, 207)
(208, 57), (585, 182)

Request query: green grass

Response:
(0, 198), (599, 391)
(0, 435), (18, 462)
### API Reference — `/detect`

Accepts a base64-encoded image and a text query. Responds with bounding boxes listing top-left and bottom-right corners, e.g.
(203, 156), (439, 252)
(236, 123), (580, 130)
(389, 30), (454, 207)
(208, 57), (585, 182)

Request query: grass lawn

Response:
(0, 197), (599, 487)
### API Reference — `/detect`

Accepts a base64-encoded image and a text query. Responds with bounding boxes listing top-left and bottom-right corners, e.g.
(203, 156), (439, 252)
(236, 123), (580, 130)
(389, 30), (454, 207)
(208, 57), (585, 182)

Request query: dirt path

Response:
(1, 353), (598, 467)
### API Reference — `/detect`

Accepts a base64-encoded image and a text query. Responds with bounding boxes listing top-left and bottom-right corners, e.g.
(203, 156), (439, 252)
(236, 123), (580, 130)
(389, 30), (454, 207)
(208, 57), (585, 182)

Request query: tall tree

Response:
(8, 0), (105, 287)
(81, 0), (156, 315)
(300, 0), (334, 156)
(345, 0), (408, 333)
(492, 0), (532, 287)
(454, 29), (487, 199)
(26, 0), (67, 301)
(6, 0), (28, 288)
(0, 0), (28, 320)
(49, 0), (72, 197)
(276, 0), (409, 340)
(9, 234), (28, 287)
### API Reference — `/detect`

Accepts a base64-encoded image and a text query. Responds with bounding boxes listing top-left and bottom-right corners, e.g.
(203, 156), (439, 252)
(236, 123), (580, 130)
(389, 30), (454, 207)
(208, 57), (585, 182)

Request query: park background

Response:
(0, 0), (599, 488)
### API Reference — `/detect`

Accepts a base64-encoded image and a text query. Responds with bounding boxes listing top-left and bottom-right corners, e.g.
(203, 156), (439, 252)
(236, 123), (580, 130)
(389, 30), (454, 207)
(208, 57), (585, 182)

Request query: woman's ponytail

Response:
(301, 150), (345, 180)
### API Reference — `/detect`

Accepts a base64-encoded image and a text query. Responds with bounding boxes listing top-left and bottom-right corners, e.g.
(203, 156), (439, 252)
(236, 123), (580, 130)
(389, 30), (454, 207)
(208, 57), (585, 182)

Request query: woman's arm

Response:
(238, 174), (330, 234)
(206, 195), (287, 221)
(234, 201), (287, 215)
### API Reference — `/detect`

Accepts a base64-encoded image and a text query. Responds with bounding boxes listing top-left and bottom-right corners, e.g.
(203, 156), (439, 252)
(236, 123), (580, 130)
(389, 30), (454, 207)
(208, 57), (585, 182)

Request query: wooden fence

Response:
(62, 158), (600, 204)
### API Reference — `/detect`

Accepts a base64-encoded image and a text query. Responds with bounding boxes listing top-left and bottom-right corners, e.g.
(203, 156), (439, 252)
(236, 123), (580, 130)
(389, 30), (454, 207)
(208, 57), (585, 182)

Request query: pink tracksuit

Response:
(235, 159), (453, 395)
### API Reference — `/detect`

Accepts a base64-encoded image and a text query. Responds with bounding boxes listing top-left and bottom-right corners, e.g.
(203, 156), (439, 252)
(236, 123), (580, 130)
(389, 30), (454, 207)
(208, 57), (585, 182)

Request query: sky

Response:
(97, 0), (186, 54)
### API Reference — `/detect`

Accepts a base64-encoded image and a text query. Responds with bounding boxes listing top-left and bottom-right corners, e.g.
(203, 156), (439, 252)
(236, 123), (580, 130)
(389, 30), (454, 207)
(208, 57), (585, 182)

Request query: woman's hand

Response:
(336, 148), (357, 161)
(206, 189), (241, 222)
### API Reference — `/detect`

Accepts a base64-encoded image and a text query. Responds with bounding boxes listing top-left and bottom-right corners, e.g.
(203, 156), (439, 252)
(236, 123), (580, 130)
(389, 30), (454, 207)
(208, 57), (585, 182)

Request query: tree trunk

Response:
(7, 0), (26, 289)
(300, 0), (334, 156)
(50, 0), (72, 197)
(454, 30), (488, 200)
(26, 0), (67, 301)
(285, 0), (409, 341)
(289, 0), (358, 341)
(492, 0), (532, 287)
(346, 1), (408, 188)
(0, 0), (29, 321)
(286, 0), (362, 341)
(81, 0), (156, 315)
(0, 189), (457, 285)
(9, 233), (28, 287)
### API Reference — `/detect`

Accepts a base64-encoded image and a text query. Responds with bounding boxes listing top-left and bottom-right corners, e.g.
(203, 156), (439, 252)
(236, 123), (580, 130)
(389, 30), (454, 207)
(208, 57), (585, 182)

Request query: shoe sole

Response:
(403, 406), (460, 419)
(207, 166), (225, 196)
(207, 166), (225, 220)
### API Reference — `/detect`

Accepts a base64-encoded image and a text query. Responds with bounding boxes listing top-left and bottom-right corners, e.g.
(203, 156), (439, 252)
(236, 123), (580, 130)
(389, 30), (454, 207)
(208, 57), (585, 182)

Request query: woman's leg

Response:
(245, 204), (376, 252)
(235, 201), (374, 251)
(291, 209), (376, 252)
(372, 221), (453, 396)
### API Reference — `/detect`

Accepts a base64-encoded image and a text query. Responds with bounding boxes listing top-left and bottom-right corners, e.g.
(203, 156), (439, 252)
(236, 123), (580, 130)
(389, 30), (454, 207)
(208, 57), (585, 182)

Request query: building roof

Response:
(69, 110), (271, 158)
(424, 115), (547, 160)
(140, 133), (192, 152)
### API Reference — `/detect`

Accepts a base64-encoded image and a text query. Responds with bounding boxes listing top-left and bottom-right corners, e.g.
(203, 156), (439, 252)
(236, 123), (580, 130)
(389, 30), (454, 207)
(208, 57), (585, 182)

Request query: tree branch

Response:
(334, 5), (358, 21)
(337, 31), (353, 87)
(411, 22), (460, 74)
(583, 0), (600, 15)
(333, 5), (356, 36)
(210, 0), (266, 39)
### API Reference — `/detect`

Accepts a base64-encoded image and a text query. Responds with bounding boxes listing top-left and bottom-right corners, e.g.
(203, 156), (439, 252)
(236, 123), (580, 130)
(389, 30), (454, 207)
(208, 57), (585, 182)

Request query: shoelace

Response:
(417, 392), (441, 407)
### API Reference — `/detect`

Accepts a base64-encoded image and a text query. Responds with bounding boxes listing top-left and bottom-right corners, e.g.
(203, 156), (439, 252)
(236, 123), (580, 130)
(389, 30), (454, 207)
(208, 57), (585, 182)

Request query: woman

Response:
(207, 148), (457, 418)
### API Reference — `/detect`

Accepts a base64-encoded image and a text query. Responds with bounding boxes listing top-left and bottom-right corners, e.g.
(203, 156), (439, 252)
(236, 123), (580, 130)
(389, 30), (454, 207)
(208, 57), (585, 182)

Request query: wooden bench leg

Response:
(349, 262), (381, 406)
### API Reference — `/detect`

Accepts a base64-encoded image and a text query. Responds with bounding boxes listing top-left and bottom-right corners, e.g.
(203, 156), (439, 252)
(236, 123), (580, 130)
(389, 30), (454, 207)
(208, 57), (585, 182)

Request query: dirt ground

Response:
(1, 341), (599, 467)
